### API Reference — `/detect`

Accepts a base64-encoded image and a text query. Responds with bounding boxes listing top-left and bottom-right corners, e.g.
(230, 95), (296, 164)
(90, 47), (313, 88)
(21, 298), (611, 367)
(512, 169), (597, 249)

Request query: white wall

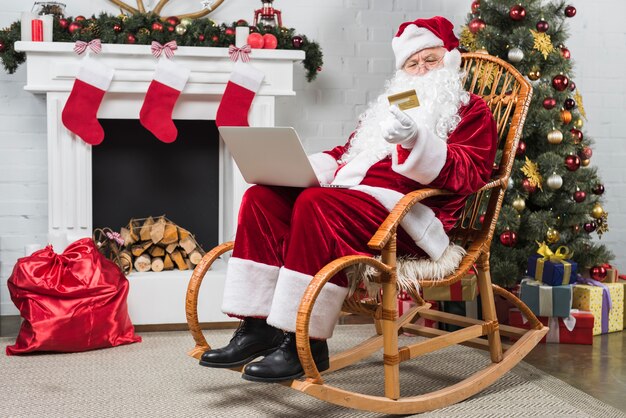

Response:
(1, 0), (624, 315)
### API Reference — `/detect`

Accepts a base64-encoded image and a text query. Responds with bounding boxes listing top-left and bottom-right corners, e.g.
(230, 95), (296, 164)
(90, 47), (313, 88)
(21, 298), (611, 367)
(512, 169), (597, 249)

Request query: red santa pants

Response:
(221, 185), (424, 339)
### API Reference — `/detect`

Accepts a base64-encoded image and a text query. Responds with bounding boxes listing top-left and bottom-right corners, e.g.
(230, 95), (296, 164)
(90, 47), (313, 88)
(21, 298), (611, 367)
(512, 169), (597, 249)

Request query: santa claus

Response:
(200, 16), (498, 383)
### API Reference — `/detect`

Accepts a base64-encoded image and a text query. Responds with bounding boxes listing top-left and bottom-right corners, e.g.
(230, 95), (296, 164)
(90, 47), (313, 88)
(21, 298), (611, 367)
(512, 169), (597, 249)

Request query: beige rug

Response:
(2, 325), (625, 417)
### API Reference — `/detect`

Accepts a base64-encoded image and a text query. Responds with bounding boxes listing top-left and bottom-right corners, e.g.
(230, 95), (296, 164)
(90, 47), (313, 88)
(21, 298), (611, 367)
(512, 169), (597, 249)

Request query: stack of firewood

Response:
(118, 216), (205, 273)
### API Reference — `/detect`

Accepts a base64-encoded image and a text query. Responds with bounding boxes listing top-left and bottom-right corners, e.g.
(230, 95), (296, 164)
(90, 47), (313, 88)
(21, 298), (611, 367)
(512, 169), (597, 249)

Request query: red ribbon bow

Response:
(228, 44), (252, 63)
(74, 39), (102, 55)
(151, 40), (178, 59)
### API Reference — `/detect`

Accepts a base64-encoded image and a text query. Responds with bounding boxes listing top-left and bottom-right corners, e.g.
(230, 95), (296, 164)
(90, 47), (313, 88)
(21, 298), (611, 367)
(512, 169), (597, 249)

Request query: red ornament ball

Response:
(570, 128), (583, 143)
(292, 35), (303, 48)
(263, 33), (278, 49)
(569, 81), (576, 91)
(584, 222), (597, 233)
(516, 140), (526, 157)
(151, 22), (163, 32)
(126, 33), (136, 44)
(536, 19), (549, 32)
(561, 46), (571, 60)
(593, 184), (605, 195)
(317, 67), (323, 72)
(499, 230), (518, 247)
(509, 4), (527, 21)
(579, 146), (593, 160)
(74, 15), (86, 22)
(521, 178), (537, 194)
(565, 5), (577, 17)
(225, 27), (235, 36)
(247, 32), (264, 48)
(471, 0), (480, 14)
(236, 19), (249, 26)
(479, 214), (485, 224)
(211, 35), (219, 42)
(0, 41), (5, 53)
(552, 74), (569, 91)
(198, 34), (205, 41)
(68, 22), (81, 34)
(564, 98), (576, 110)
(468, 18), (486, 34)
(590, 265), (608, 281)
(59, 18), (69, 30)
(166, 16), (180, 26)
(573, 190), (587, 203)
(167, 25), (175, 32)
(543, 97), (557, 110)
(113, 24), (122, 33)
(565, 155), (581, 171)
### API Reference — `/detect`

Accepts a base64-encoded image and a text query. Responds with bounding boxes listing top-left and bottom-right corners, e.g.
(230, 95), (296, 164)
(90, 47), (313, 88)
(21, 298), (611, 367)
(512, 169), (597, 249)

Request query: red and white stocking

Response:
(61, 57), (114, 145)
(215, 61), (265, 127)
(139, 58), (190, 143)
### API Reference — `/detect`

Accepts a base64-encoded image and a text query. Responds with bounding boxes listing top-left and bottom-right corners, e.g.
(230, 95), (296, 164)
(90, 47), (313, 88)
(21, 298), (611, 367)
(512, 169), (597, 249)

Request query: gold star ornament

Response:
(521, 157), (543, 191)
(530, 29), (554, 59)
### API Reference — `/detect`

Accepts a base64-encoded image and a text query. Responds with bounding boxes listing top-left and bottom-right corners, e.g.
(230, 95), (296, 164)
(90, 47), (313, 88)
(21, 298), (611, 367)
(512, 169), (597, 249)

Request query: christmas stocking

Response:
(215, 61), (265, 127)
(61, 56), (114, 145)
(140, 58), (190, 143)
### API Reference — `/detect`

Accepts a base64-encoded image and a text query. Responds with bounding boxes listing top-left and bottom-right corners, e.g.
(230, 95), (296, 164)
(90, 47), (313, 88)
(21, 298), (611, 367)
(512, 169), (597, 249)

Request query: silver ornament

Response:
(508, 47), (524, 63)
(175, 24), (187, 35)
(547, 129), (563, 145)
(547, 173), (563, 190)
(507, 177), (514, 190)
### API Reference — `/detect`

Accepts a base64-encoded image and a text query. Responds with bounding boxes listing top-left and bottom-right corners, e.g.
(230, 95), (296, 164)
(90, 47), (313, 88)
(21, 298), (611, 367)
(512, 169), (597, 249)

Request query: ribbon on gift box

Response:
(521, 278), (553, 316)
(577, 276), (612, 334)
(534, 242), (574, 284)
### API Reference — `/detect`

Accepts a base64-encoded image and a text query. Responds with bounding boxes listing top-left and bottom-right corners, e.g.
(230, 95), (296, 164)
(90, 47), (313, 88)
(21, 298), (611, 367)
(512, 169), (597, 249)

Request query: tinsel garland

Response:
(0, 13), (323, 82)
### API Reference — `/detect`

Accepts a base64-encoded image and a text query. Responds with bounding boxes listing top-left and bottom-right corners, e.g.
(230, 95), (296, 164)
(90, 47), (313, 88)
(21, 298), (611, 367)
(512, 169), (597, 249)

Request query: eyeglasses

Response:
(403, 54), (444, 73)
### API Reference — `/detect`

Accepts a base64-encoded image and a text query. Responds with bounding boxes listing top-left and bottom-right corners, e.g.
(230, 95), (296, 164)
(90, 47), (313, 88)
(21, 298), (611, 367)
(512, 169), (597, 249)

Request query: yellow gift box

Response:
(422, 274), (478, 301)
(618, 279), (626, 329)
(572, 283), (624, 335)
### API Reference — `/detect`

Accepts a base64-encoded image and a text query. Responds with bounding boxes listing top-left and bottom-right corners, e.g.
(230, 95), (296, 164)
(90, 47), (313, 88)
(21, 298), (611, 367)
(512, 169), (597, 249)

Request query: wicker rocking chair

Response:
(185, 53), (547, 414)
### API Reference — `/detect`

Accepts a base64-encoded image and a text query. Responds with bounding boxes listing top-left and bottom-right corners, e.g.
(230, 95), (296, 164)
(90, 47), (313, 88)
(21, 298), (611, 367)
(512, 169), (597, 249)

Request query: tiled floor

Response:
(2, 315), (625, 411)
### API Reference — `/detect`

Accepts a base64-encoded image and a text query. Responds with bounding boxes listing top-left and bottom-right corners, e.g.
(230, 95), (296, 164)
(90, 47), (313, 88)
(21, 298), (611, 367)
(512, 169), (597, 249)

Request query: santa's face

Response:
(401, 46), (446, 76)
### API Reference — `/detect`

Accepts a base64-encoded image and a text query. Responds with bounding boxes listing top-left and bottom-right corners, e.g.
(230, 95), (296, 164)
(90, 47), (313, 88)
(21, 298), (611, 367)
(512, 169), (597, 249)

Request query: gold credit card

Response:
(387, 89), (420, 110)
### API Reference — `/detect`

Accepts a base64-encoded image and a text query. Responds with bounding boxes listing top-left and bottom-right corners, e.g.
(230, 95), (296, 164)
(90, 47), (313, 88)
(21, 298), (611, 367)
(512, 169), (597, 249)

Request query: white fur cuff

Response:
(391, 125), (447, 185)
(308, 152), (338, 184)
(221, 257), (280, 318)
(267, 267), (349, 339)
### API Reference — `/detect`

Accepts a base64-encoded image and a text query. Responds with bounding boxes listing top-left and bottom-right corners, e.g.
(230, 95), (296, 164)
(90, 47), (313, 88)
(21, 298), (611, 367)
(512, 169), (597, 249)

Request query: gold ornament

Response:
(138, 27), (150, 36)
(547, 129), (563, 144)
(530, 29), (554, 59)
(546, 227), (560, 244)
(117, 13), (128, 22)
(574, 118), (584, 128)
(581, 159), (590, 167)
(560, 109), (572, 124)
(180, 18), (193, 27)
(596, 212), (609, 238)
(459, 26), (478, 51)
(521, 157), (543, 190)
(574, 89), (587, 120)
(528, 68), (541, 80)
(591, 203), (604, 219)
(175, 24), (187, 35)
(512, 197), (526, 212)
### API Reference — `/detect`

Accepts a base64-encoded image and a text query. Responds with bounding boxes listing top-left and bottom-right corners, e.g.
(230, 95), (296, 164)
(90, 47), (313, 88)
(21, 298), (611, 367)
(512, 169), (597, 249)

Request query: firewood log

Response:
(163, 254), (174, 270)
(120, 227), (136, 246)
(150, 217), (166, 244)
(151, 257), (164, 272)
(165, 243), (178, 254)
(161, 222), (178, 245)
(139, 217), (155, 241)
(120, 250), (133, 273)
(129, 219), (141, 242)
(189, 250), (203, 265)
(177, 227), (191, 241)
(131, 241), (152, 257)
(170, 250), (188, 270)
(179, 236), (196, 254)
(149, 245), (165, 257)
(134, 254), (152, 272)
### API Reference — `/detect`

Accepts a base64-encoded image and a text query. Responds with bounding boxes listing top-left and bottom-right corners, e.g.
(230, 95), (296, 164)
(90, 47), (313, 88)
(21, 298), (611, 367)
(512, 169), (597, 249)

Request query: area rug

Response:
(2, 325), (624, 417)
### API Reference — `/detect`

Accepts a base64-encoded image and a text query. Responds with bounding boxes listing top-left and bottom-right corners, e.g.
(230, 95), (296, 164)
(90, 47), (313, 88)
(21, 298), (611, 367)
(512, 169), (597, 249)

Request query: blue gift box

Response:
(527, 254), (577, 286)
(520, 278), (573, 318)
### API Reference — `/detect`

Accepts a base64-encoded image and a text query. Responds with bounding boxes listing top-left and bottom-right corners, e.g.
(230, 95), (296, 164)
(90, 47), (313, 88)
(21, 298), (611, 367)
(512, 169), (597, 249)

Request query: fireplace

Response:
(15, 41), (304, 324)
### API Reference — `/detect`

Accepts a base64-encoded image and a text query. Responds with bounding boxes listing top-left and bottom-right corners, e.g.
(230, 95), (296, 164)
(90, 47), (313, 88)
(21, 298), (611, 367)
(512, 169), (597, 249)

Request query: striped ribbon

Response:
(151, 40), (178, 59)
(105, 231), (125, 246)
(74, 39), (102, 55)
(228, 44), (251, 62)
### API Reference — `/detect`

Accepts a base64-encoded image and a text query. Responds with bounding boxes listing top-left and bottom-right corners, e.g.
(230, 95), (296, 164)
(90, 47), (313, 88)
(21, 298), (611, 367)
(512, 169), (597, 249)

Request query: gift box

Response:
(519, 278), (573, 318)
(422, 273), (478, 301)
(508, 308), (594, 344)
(603, 264), (618, 283)
(526, 242), (577, 286)
(397, 291), (438, 329)
(616, 278), (626, 329)
(572, 281), (624, 335)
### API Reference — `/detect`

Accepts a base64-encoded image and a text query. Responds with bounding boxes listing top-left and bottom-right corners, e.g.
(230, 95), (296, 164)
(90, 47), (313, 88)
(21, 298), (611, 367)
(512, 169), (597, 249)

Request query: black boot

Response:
(241, 332), (329, 382)
(199, 317), (283, 368)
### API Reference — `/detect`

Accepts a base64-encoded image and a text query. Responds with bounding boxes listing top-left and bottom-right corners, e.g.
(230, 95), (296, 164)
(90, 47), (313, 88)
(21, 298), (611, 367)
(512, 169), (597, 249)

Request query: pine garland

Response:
(0, 13), (323, 82)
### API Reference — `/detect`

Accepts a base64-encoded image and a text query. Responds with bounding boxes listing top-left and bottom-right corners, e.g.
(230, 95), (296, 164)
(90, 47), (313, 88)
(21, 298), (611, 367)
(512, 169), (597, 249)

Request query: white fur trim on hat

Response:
(392, 24), (444, 70)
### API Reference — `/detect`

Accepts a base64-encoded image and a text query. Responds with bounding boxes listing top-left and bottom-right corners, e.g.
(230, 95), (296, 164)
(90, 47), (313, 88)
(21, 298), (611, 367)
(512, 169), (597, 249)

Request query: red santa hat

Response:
(392, 16), (461, 70)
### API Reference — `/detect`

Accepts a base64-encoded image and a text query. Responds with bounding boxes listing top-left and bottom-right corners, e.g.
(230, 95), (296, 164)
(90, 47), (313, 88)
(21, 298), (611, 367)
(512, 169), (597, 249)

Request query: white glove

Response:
(379, 106), (419, 147)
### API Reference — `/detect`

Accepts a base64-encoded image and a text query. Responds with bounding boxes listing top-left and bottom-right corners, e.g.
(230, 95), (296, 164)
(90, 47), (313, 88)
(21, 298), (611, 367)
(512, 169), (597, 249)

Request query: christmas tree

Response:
(460, 0), (613, 287)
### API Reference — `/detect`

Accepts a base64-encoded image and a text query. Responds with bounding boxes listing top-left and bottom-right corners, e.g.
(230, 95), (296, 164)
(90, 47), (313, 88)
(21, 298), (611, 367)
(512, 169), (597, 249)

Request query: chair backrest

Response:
(420, 53), (532, 288)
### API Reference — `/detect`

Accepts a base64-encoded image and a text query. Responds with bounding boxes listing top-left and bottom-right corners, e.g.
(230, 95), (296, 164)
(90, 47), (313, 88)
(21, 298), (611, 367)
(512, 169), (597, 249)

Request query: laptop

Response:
(219, 126), (344, 188)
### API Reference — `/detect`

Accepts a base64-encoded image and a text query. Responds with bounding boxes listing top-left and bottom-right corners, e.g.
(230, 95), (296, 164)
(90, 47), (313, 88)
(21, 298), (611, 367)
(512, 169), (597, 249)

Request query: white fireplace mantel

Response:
(15, 41), (305, 324)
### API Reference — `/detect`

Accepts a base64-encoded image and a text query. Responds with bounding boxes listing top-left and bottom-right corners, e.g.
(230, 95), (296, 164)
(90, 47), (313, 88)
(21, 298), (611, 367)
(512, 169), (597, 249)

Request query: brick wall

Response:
(0, 0), (624, 315)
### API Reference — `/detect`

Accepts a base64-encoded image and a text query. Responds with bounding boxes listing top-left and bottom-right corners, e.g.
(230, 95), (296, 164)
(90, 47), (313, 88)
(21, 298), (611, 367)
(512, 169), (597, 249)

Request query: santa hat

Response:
(392, 16), (461, 70)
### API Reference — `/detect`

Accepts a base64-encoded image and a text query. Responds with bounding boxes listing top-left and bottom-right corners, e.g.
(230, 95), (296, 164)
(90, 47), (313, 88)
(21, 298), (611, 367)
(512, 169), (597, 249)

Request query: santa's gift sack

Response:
(6, 238), (141, 355)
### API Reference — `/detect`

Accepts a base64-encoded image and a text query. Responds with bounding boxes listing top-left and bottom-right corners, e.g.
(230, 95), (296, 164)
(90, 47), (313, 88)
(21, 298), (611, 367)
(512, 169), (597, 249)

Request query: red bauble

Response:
(573, 190), (587, 203)
(543, 97), (557, 109)
(59, 18), (69, 30)
(584, 222), (597, 233)
(0, 41), (5, 53)
(565, 155), (581, 171)
(292, 35), (303, 48)
(564, 98), (576, 110)
(236, 19), (249, 26)
(68, 22), (81, 34)
(570, 128), (583, 143)
(593, 184), (605, 195)
(151, 22), (163, 32)
(74, 15), (86, 22)
(211, 35), (219, 42)
(247, 32), (264, 48)
(579, 146), (593, 160)
(468, 18), (486, 34)
(471, 0), (480, 14)
(536, 19), (549, 32)
(499, 230), (518, 247)
(521, 178), (537, 193)
(560, 46), (571, 60)
(317, 67), (323, 72)
(263, 33), (278, 49)
(565, 5), (577, 17)
(198, 34), (205, 41)
(225, 27), (235, 36)
(167, 25), (175, 32)
(569, 81), (576, 91)
(166, 16), (179, 26)
(590, 265), (608, 281)
(552, 74), (569, 91)
(479, 214), (485, 224)
(509, 4), (526, 21)
(113, 24), (122, 33)
(126, 33), (136, 44)
(516, 140), (526, 157)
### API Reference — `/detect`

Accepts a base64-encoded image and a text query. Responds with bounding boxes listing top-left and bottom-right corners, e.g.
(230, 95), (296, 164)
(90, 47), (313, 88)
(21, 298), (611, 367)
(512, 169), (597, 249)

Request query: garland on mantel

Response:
(0, 13), (323, 81)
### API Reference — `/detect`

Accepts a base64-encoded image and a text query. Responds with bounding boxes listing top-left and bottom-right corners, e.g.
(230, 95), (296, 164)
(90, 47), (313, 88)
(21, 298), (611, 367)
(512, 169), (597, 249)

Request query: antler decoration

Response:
(109, 0), (226, 19)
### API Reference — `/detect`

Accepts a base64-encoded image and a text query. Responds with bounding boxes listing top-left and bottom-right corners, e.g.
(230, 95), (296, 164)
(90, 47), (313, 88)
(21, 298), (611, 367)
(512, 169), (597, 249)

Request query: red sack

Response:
(6, 238), (141, 355)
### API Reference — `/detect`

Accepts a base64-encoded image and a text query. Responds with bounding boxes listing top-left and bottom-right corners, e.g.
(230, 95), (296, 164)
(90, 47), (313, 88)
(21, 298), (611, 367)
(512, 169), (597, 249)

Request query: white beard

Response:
(343, 65), (470, 162)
